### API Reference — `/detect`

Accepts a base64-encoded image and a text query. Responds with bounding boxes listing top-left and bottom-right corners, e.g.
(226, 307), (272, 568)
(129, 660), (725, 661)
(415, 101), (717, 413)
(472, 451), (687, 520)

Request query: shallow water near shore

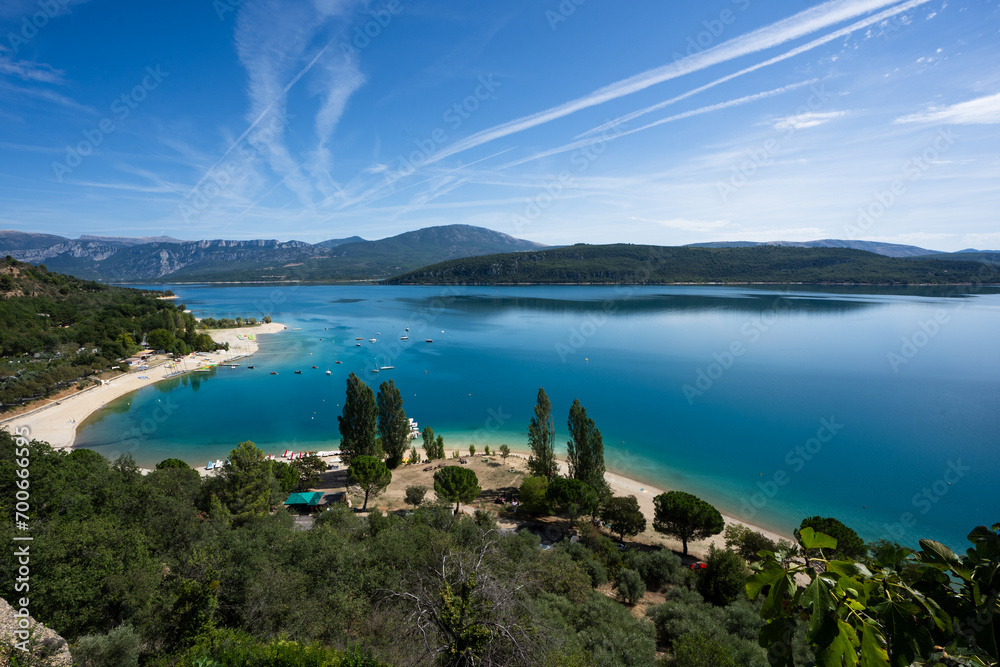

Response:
(74, 284), (1000, 550)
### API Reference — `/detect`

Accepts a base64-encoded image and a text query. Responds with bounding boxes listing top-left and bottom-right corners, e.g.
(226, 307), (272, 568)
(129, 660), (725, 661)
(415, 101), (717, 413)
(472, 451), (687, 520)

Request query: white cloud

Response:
(773, 111), (847, 130)
(0, 53), (63, 84)
(894, 92), (1000, 125)
(423, 0), (932, 166)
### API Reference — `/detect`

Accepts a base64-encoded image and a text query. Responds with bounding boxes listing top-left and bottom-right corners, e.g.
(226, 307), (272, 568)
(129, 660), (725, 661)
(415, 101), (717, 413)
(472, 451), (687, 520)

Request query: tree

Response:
(499, 444), (510, 462)
(422, 426), (437, 461)
(546, 477), (598, 527)
(600, 496), (647, 541)
(484, 445), (490, 456)
(270, 460), (299, 494)
(614, 568), (646, 606)
(566, 399), (607, 492)
(155, 458), (189, 470)
(291, 454), (326, 490)
(222, 440), (274, 524)
(338, 373), (379, 465)
(696, 545), (747, 606)
(794, 515), (865, 560)
(433, 466), (481, 513)
(652, 491), (724, 555)
(405, 485), (427, 507)
(518, 476), (550, 515)
(147, 328), (175, 351)
(435, 435), (445, 459)
(527, 388), (557, 479)
(377, 379), (409, 468)
(468, 444), (476, 456)
(410, 445), (419, 464)
(347, 455), (391, 512)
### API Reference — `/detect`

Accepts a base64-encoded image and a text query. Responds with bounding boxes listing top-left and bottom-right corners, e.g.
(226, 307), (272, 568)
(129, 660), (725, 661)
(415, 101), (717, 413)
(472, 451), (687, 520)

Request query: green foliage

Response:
(468, 443), (476, 456)
(795, 515), (866, 560)
(527, 388), (557, 479)
(433, 465), (481, 511)
(566, 398), (606, 493)
(696, 545), (748, 607)
(614, 568), (646, 605)
(421, 426), (437, 461)
(0, 258), (214, 411)
(669, 632), (740, 667)
(73, 624), (141, 667)
(222, 440), (274, 524)
(404, 485), (427, 507)
(338, 373), (379, 465)
(652, 491), (725, 555)
(409, 445), (419, 464)
(625, 548), (685, 590)
(483, 445), (490, 456)
(518, 476), (550, 515)
(435, 435), (445, 460)
(376, 379), (409, 468)
(156, 458), (191, 470)
(534, 592), (658, 667)
(648, 590), (767, 666)
(600, 495), (647, 541)
(269, 460), (300, 495)
(499, 444), (510, 461)
(547, 477), (599, 527)
(346, 455), (391, 512)
(724, 523), (801, 564)
(290, 454), (326, 491)
(747, 524), (1000, 667)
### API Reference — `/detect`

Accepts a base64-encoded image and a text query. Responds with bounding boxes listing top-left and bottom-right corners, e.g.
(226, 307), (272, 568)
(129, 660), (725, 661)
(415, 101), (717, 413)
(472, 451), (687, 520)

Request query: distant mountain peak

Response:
(685, 239), (941, 258)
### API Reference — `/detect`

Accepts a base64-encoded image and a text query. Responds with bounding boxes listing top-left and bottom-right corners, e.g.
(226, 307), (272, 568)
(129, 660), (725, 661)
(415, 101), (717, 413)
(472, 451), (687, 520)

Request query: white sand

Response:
(0, 323), (286, 449)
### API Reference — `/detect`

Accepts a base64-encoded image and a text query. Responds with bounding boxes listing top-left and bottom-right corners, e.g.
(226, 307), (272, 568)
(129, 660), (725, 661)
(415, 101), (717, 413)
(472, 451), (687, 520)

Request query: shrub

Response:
(626, 548), (685, 589)
(404, 485), (427, 507)
(696, 545), (748, 606)
(614, 568), (646, 605)
(73, 624), (140, 667)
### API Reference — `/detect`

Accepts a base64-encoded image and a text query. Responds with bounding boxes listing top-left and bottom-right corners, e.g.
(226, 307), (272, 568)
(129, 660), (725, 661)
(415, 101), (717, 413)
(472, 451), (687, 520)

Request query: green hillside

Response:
(388, 244), (997, 285)
(0, 257), (219, 411)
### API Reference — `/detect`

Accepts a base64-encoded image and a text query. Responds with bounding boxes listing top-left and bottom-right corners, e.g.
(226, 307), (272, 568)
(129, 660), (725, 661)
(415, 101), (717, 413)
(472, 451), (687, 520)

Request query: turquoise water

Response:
(75, 284), (1000, 550)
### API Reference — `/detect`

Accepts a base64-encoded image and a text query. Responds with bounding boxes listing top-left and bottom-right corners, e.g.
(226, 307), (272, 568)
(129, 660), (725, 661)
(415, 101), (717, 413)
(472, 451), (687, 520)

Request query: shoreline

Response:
(0, 322), (286, 450)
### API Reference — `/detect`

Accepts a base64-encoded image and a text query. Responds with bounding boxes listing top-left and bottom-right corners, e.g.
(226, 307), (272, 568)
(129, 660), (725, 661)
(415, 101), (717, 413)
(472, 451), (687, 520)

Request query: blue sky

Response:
(1, 0), (998, 250)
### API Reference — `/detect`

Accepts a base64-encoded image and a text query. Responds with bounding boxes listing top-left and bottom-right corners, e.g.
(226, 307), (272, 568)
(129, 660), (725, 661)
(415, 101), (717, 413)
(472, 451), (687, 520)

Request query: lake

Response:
(74, 283), (1000, 550)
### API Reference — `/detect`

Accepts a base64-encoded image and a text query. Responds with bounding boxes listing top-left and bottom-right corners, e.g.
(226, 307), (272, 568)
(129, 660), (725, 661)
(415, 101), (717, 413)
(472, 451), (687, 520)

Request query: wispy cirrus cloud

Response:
(0, 54), (63, 83)
(773, 110), (847, 130)
(422, 0), (931, 166)
(894, 92), (1000, 124)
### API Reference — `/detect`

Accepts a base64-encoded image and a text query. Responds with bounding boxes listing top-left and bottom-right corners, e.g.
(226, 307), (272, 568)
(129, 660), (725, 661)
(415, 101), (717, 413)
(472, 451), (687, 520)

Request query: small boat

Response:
(405, 327), (409, 331)
(425, 339), (433, 343)
(356, 342), (361, 347)
(380, 356), (395, 370)
(325, 369), (332, 375)
(230, 365), (237, 369)
(369, 338), (377, 343)
(335, 360), (342, 364)
(294, 370), (302, 374)
(247, 365), (255, 369)
(312, 365), (318, 369)
(206, 461), (214, 470)
(355, 337), (363, 340)
(376, 332), (381, 335)
(400, 336), (408, 340)
(270, 371), (278, 375)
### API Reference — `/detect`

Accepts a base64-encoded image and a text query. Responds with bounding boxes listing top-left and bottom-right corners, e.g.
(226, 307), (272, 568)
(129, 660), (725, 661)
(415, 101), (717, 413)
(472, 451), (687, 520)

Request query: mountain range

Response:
(1, 226), (996, 283)
(0, 225), (545, 282)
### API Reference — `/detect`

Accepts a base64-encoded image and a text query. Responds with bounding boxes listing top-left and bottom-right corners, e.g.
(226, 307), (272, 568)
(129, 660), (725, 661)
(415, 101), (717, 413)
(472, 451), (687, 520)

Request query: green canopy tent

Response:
(284, 491), (324, 507)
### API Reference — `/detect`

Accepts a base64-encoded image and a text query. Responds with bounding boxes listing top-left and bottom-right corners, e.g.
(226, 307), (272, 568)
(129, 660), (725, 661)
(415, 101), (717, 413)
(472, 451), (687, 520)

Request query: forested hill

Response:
(387, 244), (997, 285)
(0, 257), (218, 411)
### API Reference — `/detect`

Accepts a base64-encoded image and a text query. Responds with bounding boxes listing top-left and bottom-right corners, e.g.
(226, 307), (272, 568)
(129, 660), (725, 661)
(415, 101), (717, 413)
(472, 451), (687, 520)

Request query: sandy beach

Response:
(0, 322), (286, 449)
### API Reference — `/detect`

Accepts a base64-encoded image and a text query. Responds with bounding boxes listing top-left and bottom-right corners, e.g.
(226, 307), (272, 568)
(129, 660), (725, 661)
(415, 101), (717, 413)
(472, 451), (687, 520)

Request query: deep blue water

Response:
(75, 284), (1000, 550)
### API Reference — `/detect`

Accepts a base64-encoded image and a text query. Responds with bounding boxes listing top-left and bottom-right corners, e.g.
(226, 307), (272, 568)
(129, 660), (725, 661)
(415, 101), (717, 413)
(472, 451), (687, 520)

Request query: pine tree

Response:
(377, 379), (409, 468)
(337, 373), (379, 465)
(527, 388), (557, 479)
(422, 426), (437, 461)
(566, 399), (606, 491)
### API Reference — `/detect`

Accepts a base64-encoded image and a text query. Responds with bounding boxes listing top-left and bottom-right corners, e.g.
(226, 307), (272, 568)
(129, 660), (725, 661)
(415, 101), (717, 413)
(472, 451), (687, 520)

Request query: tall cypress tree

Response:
(566, 399), (606, 491)
(377, 379), (409, 469)
(527, 388), (557, 479)
(338, 372), (379, 465)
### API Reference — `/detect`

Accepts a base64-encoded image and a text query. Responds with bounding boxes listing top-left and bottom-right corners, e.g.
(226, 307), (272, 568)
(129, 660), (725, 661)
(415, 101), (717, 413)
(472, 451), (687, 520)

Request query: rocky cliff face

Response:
(0, 597), (72, 666)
